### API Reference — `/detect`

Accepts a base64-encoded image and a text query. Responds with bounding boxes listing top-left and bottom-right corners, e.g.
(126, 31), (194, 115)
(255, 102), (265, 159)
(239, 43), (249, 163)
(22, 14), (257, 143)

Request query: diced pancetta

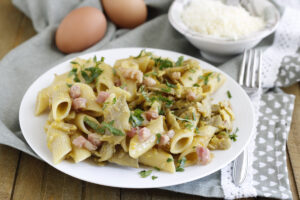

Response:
(126, 127), (138, 138)
(70, 85), (81, 99)
(166, 130), (175, 138)
(138, 127), (151, 142)
(143, 77), (156, 86)
(88, 133), (102, 147)
(96, 91), (110, 104)
(186, 91), (196, 101)
(171, 72), (181, 80)
(72, 97), (87, 110)
(159, 135), (170, 146)
(72, 135), (97, 151)
(144, 110), (159, 121)
(119, 67), (143, 83)
(196, 146), (211, 165)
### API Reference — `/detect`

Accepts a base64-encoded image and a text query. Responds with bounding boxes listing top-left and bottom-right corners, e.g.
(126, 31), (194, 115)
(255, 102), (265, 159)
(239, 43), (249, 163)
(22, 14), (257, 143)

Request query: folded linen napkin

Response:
(0, 0), (299, 199)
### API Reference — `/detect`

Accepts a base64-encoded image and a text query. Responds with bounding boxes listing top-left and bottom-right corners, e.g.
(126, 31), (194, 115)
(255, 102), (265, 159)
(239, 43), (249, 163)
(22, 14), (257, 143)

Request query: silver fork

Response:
(232, 49), (262, 186)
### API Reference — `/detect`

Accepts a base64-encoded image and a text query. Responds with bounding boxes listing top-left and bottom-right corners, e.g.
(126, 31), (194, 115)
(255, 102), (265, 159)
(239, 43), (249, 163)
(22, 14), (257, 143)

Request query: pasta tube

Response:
(96, 63), (114, 93)
(51, 83), (72, 121)
(73, 83), (102, 116)
(47, 127), (72, 164)
(129, 116), (165, 159)
(109, 148), (139, 168)
(139, 148), (175, 173)
(35, 88), (50, 115)
(170, 129), (193, 154)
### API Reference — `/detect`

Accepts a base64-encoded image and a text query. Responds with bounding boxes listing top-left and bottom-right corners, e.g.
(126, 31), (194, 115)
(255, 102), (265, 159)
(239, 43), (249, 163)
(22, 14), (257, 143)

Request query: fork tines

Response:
(238, 49), (262, 89)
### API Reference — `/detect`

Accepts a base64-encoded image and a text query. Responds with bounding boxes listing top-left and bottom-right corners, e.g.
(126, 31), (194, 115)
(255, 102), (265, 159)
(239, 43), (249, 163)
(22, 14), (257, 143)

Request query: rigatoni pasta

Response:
(35, 51), (236, 173)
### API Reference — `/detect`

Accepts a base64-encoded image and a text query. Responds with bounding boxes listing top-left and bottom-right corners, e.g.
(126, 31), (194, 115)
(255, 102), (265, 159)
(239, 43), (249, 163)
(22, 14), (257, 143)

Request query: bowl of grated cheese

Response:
(168, 0), (280, 63)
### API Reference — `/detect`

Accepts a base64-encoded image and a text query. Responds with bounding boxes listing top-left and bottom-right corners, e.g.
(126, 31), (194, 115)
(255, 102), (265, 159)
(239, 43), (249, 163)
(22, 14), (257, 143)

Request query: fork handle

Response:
(232, 149), (248, 186)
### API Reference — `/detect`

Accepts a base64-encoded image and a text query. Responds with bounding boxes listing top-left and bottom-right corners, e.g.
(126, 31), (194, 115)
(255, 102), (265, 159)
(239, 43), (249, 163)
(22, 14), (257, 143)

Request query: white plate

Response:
(19, 48), (255, 188)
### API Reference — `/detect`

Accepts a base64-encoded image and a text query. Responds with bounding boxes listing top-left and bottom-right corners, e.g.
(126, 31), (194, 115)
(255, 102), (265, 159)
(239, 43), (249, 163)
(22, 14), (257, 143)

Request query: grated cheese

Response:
(181, 0), (265, 40)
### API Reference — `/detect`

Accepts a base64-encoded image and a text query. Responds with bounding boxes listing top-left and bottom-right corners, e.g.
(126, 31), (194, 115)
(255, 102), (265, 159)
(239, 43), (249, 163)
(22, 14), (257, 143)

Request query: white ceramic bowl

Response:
(168, 0), (280, 63)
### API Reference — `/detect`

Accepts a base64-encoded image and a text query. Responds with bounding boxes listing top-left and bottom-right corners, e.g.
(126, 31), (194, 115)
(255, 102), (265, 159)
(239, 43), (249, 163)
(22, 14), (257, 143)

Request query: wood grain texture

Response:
(40, 165), (82, 200)
(0, 146), (20, 200)
(283, 83), (300, 198)
(0, 0), (23, 58)
(84, 183), (120, 200)
(152, 189), (193, 200)
(13, 15), (36, 48)
(12, 154), (46, 200)
(287, 151), (299, 200)
(121, 189), (151, 200)
(0, 1), (37, 200)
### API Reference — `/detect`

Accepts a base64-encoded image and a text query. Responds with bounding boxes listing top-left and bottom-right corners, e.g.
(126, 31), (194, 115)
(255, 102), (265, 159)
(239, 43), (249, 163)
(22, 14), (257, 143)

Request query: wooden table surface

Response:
(0, 1), (299, 199)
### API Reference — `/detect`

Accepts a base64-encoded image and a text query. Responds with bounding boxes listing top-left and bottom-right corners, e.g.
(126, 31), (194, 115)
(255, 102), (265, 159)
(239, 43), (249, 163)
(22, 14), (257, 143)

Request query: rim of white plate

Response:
(19, 47), (255, 188)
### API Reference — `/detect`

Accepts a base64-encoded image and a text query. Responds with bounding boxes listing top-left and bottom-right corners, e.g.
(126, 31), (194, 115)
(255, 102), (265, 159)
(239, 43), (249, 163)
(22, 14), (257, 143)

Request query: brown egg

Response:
(56, 7), (107, 53)
(102, 0), (147, 29)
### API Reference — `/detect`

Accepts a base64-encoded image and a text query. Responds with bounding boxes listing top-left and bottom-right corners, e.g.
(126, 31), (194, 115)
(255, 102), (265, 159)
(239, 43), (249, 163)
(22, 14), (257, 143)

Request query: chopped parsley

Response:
(66, 83), (72, 88)
(139, 85), (150, 102)
(188, 77), (193, 81)
(102, 101), (109, 110)
(229, 128), (239, 142)
(165, 80), (176, 88)
(184, 123), (194, 129)
(157, 95), (173, 107)
(139, 170), (152, 178)
(83, 117), (105, 134)
(192, 112), (196, 121)
(175, 116), (194, 123)
(81, 67), (103, 84)
(167, 158), (173, 163)
(112, 97), (117, 104)
(153, 57), (173, 70)
(129, 109), (144, 127)
(83, 119), (124, 136)
(227, 91), (232, 99)
(93, 56), (105, 67)
(199, 72), (213, 85)
(69, 68), (77, 76)
(229, 133), (238, 142)
(156, 133), (162, 144)
(135, 49), (145, 58)
(159, 108), (165, 115)
(161, 87), (171, 93)
(175, 56), (184, 66)
(144, 71), (158, 77)
(193, 83), (200, 87)
(69, 68), (80, 82)
(154, 167), (160, 171)
(73, 76), (80, 82)
(140, 86), (173, 107)
(189, 68), (196, 73)
(134, 49), (152, 58)
(151, 176), (158, 180)
(101, 120), (125, 136)
(176, 157), (186, 172)
(70, 61), (79, 65)
(149, 94), (173, 107)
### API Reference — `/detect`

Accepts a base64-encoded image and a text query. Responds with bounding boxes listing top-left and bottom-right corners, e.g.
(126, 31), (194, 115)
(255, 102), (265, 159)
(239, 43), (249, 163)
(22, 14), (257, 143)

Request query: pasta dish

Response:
(35, 50), (235, 173)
